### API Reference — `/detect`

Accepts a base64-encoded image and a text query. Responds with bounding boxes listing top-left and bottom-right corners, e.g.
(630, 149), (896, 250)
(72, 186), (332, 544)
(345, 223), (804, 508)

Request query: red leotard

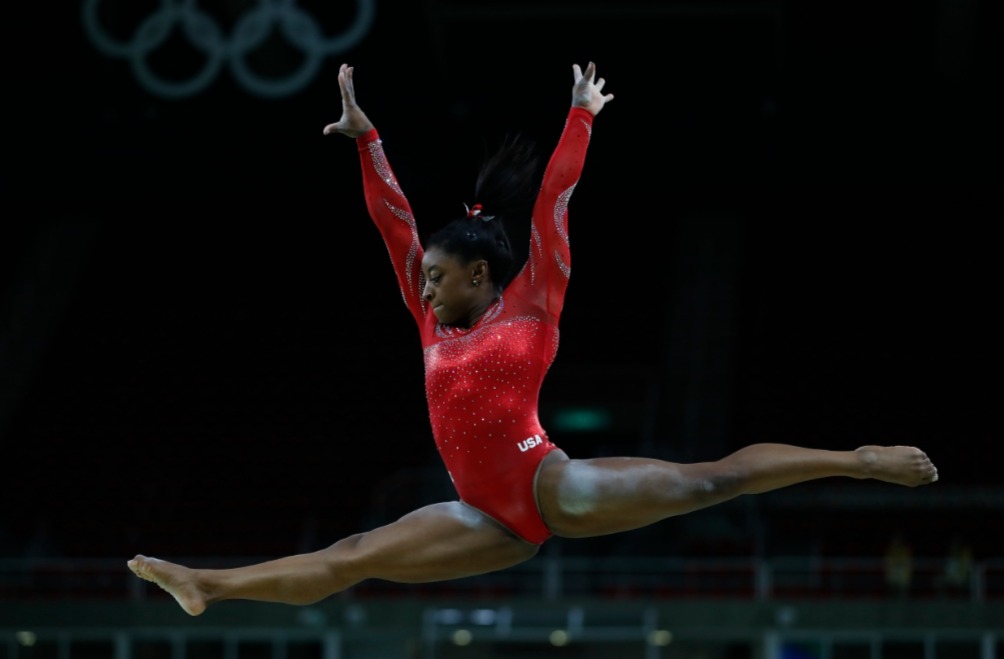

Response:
(355, 107), (595, 544)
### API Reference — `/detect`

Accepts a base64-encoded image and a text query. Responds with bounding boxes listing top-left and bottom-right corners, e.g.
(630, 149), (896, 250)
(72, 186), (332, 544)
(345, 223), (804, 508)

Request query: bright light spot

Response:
(648, 630), (673, 646)
(551, 407), (612, 431)
(16, 631), (37, 647)
(452, 629), (472, 646)
(470, 608), (496, 625)
(437, 608), (463, 624)
(550, 630), (569, 646)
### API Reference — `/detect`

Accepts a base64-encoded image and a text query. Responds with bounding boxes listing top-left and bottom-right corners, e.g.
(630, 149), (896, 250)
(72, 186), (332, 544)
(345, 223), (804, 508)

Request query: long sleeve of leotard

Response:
(355, 108), (594, 329)
(515, 106), (594, 319)
(355, 129), (426, 328)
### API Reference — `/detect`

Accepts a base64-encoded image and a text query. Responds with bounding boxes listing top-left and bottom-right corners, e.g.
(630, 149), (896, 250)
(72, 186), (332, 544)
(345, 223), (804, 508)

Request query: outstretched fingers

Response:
(571, 61), (614, 115)
(323, 63), (373, 138)
(323, 64), (352, 135)
(340, 64), (356, 101)
(573, 61), (598, 83)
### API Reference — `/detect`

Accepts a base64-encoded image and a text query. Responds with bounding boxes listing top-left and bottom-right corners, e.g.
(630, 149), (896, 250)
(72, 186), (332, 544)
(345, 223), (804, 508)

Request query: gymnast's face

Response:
(421, 247), (487, 327)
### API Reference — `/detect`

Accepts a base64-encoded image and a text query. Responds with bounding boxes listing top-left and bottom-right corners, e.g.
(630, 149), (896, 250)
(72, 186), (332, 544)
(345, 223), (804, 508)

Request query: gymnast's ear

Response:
(471, 259), (489, 282)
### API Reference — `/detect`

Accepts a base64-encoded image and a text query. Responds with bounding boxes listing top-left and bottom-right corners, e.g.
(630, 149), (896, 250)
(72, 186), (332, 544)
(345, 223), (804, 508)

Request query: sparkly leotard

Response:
(355, 107), (594, 544)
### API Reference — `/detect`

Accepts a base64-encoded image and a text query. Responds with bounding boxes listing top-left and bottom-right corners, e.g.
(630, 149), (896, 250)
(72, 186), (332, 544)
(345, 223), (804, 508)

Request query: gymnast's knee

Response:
(691, 468), (746, 502)
(317, 534), (367, 572)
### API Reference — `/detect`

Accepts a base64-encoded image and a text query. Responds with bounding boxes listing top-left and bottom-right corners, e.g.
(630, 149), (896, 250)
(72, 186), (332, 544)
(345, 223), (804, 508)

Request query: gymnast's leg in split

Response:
(535, 443), (937, 538)
(128, 500), (540, 616)
(129, 443), (937, 615)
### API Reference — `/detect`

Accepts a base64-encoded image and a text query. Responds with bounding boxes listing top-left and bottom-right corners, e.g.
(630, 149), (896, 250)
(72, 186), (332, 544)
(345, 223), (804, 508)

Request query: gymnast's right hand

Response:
(323, 63), (375, 138)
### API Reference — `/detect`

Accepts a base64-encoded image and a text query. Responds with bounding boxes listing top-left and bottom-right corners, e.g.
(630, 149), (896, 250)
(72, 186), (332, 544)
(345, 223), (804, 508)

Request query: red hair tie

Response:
(465, 203), (483, 218)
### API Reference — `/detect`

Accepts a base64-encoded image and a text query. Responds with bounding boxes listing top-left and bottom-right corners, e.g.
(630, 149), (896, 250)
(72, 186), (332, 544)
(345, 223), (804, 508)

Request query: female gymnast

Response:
(127, 61), (939, 616)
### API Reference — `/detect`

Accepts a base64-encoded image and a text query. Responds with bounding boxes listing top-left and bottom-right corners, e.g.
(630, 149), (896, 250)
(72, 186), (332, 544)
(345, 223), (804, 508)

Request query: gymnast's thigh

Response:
(350, 501), (540, 582)
(534, 452), (694, 538)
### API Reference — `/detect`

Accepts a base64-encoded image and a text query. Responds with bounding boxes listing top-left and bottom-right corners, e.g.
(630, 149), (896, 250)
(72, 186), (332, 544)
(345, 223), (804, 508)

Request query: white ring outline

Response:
(82, 0), (376, 99)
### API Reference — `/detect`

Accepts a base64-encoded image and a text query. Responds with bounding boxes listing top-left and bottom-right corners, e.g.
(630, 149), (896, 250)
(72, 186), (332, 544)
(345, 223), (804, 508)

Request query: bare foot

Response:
(854, 446), (938, 486)
(127, 555), (208, 616)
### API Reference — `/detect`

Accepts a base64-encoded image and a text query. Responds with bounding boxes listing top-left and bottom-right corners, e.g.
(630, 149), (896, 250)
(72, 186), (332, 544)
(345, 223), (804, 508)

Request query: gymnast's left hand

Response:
(571, 61), (614, 116)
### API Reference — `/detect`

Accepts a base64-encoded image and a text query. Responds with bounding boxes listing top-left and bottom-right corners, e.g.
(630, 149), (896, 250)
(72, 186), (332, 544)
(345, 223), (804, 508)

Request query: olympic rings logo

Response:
(83, 0), (376, 99)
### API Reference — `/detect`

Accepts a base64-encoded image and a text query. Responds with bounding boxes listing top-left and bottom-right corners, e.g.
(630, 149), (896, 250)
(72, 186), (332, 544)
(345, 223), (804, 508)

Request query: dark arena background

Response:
(2, 1), (1002, 657)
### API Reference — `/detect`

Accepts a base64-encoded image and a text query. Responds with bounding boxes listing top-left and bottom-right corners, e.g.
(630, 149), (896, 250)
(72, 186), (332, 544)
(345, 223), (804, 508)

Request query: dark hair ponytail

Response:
(426, 133), (541, 290)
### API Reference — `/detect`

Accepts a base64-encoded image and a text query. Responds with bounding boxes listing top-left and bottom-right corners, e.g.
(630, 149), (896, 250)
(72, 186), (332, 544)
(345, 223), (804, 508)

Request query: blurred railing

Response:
(1, 556), (1000, 602)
